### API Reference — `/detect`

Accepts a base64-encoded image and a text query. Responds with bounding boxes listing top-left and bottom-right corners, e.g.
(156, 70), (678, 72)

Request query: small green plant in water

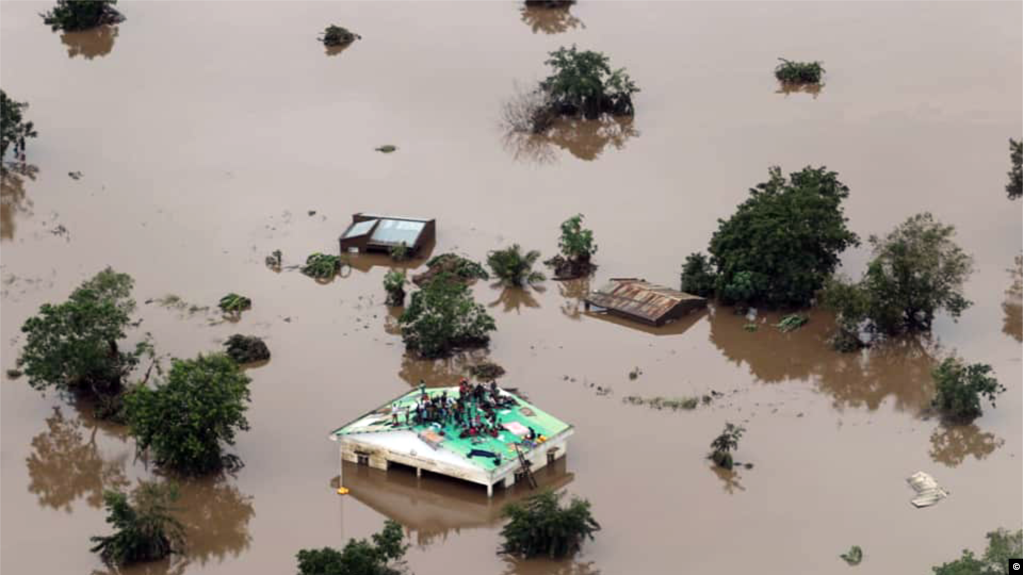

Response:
(89, 481), (186, 567)
(709, 422), (745, 470)
(375, 145), (397, 153)
(840, 545), (863, 566)
(319, 25), (360, 47)
(487, 244), (545, 287)
(500, 490), (600, 559)
(383, 269), (407, 307)
(775, 58), (824, 84)
(265, 249), (282, 271)
(389, 242), (409, 262)
(931, 357), (1004, 422)
(218, 293), (251, 316)
(627, 367), (641, 380)
(776, 314), (808, 332)
(414, 253), (489, 286)
(301, 253), (342, 280)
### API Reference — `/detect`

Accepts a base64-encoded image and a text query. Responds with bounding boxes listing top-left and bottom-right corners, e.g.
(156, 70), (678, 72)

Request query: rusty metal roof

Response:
(585, 278), (705, 324)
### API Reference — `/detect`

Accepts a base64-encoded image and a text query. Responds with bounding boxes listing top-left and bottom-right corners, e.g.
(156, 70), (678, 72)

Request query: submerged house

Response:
(584, 278), (707, 327)
(338, 213), (436, 255)
(330, 386), (573, 497)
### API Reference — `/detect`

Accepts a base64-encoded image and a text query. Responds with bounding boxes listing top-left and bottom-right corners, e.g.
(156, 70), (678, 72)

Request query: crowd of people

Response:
(391, 378), (520, 440)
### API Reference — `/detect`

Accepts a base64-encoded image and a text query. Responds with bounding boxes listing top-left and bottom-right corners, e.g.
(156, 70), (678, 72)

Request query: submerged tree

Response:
(679, 252), (717, 297)
(399, 274), (496, 358)
(1, 90), (38, 161)
(1007, 138), (1021, 200)
(542, 46), (638, 119)
(296, 520), (407, 575)
(698, 166), (859, 308)
(42, 0), (125, 32)
(931, 358), (1004, 422)
(19, 268), (151, 416)
(412, 253), (489, 287)
(383, 269), (407, 307)
(222, 334), (270, 364)
(319, 25), (360, 47)
(932, 528), (1022, 575)
(545, 214), (597, 279)
(774, 58), (825, 85)
(488, 244), (545, 287)
(218, 293), (252, 318)
(822, 213), (973, 348)
(90, 481), (186, 567)
(520, 2), (583, 35)
(709, 423), (745, 470)
(124, 353), (251, 475)
(500, 490), (600, 559)
(301, 253), (344, 281)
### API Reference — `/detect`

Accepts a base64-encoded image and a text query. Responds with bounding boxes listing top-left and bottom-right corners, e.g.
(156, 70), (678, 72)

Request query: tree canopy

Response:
(541, 46), (638, 119)
(823, 212), (973, 344)
(1, 90), (38, 161)
(931, 358), (1005, 422)
(932, 528), (1021, 575)
(774, 58), (825, 84)
(488, 244), (545, 287)
(688, 166), (859, 308)
(500, 490), (600, 559)
(90, 481), (186, 566)
(19, 268), (149, 405)
(124, 353), (251, 475)
(296, 520), (407, 575)
(42, 0), (124, 32)
(399, 275), (496, 358)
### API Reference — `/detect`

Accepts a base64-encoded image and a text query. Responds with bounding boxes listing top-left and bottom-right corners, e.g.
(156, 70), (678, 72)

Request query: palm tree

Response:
(487, 244), (545, 287)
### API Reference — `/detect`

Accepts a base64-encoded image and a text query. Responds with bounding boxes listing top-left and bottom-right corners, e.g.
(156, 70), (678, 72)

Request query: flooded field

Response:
(2, 2), (1021, 574)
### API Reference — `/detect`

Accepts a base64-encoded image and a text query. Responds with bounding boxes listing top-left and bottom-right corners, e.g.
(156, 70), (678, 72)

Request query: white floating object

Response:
(907, 471), (948, 508)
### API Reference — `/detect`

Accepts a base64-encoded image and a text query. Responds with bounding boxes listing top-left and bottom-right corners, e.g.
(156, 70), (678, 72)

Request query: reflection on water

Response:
(775, 82), (823, 99)
(583, 307), (706, 337)
(709, 307), (938, 411)
(489, 285), (542, 314)
(710, 465), (746, 495)
(175, 476), (255, 566)
(60, 25), (118, 60)
(324, 44), (352, 58)
(1003, 255), (1022, 342)
(519, 5), (584, 35)
(557, 279), (589, 320)
(502, 557), (601, 575)
(1, 164), (38, 241)
(929, 423), (1004, 468)
(340, 456), (573, 548)
(346, 243), (434, 274)
(504, 117), (639, 164)
(25, 407), (130, 512)
(398, 349), (488, 387)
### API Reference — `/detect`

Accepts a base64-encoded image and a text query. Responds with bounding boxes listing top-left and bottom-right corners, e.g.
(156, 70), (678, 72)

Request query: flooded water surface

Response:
(1, 2), (1021, 574)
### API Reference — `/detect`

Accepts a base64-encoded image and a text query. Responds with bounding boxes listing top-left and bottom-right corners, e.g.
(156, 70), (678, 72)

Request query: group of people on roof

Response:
(389, 378), (519, 440)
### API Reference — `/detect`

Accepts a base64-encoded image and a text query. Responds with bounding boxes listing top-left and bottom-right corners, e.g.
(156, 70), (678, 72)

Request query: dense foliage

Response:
(695, 166), (859, 308)
(90, 481), (186, 566)
(19, 268), (149, 406)
(488, 244), (546, 287)
(413, 253), (489, 287)
(931, 358), (1005, 422)
(1, 90), (37, 160)
(679, 252), (716, 297)
(218, 293), (252, 316)
(709, 422), (745, 470)
(500, 490), (600, 559)
(383, 269), (407, 307)
(1008, 138), (1021, 200)
(932, 528), (1021, 575)
(42, 0), (124, 32)
(541, 46), (638, 119)
(399, 275), (496, 358)
(774, 58), (825, 84)
(223, 334), (270, 364)
(125, 353), (251, 475)
(320, 25), (360, 47)
(302, 253), (343, 280)
(822, 213), (973, 346)
(296, 520), (407, 575)
(545, 214), (597, 279)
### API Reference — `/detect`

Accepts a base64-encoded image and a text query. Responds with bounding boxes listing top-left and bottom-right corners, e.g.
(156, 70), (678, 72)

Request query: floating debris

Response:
(743, 322), (758, 332)
(623, 395), (699, 411)
(375, 145), (397, 153)
(840, 545), (863, 566)
(776, 314), (808, 332)
(628, 367), (642, 380)
(68, 171), (82, 180)
(468, 361), (506, 381)
(907, 471), (948, 508)
(6, 369), (23, 379)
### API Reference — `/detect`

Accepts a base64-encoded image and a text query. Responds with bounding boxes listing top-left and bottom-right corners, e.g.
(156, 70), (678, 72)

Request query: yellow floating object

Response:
(336, 487), (350, 495)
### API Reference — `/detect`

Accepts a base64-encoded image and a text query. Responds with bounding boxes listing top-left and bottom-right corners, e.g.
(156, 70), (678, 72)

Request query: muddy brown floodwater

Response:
(1, 2), (1021, 574)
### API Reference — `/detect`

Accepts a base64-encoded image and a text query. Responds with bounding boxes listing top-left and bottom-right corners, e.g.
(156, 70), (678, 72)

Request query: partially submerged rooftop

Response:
(585, 278), (707, 326)
(330, 386), (573, 497)
(338, 213), (436, 255)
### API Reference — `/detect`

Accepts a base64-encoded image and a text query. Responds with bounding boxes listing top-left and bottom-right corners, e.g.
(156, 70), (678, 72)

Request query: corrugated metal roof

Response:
(342, 219), (378, 239)
(585, 278), (704, 324)
(370, 218), (426, 246)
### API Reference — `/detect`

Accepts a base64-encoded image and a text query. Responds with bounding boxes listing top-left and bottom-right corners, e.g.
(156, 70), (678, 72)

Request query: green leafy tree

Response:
(223, 334), (270, 364)
(541, 45), (638, 119)
(774, 58), (825, 84)
(218, 293), (252, 317)
(488, 244), (546, 287)
(1007, 138), (1021, 200)
(20, 268), (149, 405)
(124, 353), (251, 475)
(302, 253), (343, 280)
(500, 490), (600, 559)
(706, 166), (859, 308)
(1, 90), (37, 160)
(931, 358), (1005, 422)
(42, 0), (124, 32)
(679, 252), (717, 297)
(933, 528), (1021, 575)
(89, 481), (186, 566)
(383, 269), (407, 307)
(823, 213), (973, 342)
(709, 422), (745, 470)
(296, 520), (407, 575)
(559, 213), (596, 264)
(399, 275), (496, 358)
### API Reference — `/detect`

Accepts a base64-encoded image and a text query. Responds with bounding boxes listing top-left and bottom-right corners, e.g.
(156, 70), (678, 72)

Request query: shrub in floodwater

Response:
(709, 422), (745, 470)
(1007, 138), (1021, 200)
(690, 166), (859, 309)
(319, 25), (360, 47)
(265, 249), (282, 271)
(488, 244), (546, 287)
(822, 213), (973, 342)
(223, 334), (270, 364)
(389, 242), (409, 262)
(840, 545), (863, 566)
(124, 353), (251, 475)
(19, 268), (151, 414)
(413, 253), (489, 287)
(383, 269), (407, 307)
(468, 361), (506, 381)
(525, 0), (575, 6)
(931, 358), (1004, 422)
(399, 274), (496, 358)
(301, 253), (345, 281)
(542, 46), (638, 120)
(500, 490), (600, 559)
(1, 90), (38, 161)
(932, 528), (1021, 575)
(296, 520), (407, 575)
(775, 314), (808, 332)
(774, 58), (824, 85)
(218, 293), (252, 317)
(90, 481), (185, 566)
(545, 214), (597, 279)
(623, 395), (699, 411)
(680, 252), (717, 297)
(42, 0), (124, 32)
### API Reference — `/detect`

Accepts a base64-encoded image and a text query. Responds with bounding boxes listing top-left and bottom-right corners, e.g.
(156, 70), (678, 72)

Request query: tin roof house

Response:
(584, 278), (707, 327)
(339, 213), (436, 255)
